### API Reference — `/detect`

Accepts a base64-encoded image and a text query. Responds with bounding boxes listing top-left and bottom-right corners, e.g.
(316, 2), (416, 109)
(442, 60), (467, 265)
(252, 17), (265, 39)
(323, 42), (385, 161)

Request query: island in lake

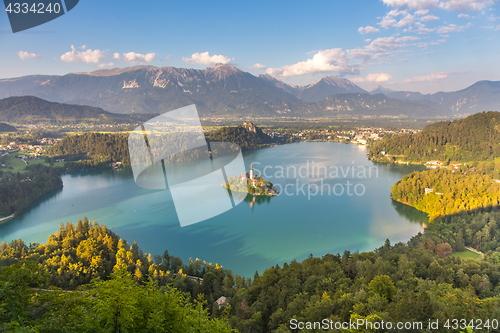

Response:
(224, 165), (278, 196)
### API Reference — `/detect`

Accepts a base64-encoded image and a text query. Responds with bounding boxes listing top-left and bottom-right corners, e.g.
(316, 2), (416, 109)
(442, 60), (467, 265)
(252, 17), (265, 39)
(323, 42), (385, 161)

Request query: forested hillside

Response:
(391, 169), (500, 220)
(205, 124), (274, 150)
(0, 169), (63, 217)
(0, 96), (153, 125)
(47, 125), (275, 169)
(369, 111), (500, 162)
(47, 133), (131, 167)
(0, 123), (16, 132)
(1, 214), (500, 332)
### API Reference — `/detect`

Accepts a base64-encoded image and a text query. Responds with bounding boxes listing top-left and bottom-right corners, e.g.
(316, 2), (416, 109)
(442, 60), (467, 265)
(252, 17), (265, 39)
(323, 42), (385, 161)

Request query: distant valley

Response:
(0, 64), (498, 118)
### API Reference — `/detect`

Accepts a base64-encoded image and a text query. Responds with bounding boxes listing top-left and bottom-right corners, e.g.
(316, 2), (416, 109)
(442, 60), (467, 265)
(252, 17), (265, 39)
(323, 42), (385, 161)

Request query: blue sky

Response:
(1, 0), (500, 93)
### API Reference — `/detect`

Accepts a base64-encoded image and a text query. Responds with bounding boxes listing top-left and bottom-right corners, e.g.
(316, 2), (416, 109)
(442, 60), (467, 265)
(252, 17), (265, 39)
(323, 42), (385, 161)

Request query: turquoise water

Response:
(0, 142), (427, 277)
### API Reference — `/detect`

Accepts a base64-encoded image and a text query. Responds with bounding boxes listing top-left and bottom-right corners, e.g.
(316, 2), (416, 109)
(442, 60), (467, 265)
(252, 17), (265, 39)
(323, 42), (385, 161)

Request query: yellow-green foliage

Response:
(391, 169), (500, 220)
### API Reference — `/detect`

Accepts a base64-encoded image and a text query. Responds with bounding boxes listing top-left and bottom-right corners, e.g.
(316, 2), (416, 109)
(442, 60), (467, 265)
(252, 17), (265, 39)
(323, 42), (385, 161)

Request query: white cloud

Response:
(458, 13), (470, 18)
(364, 38), (372, 42)
(98, 62), (115, 68)
(383, 0), (494, 11)
(112, 53), (120, 60)
(365, 36), (420, 53)
(436, 22), (471, 33)
(250, 63), (266, 70)
(265, 48), (359, 77)
(416, 21), (435, 33)
(18, 51), (43, 60)
(394, 13), (416, 27)
(358, 25), (380, 34)
(439, 0), (495, 11)
(351, 73), (393, 83)
(347, 35), (419, 64)
(60, 45), (106, 63)
(382, 0), (440, 10)
(348, 48), (374, 63)
(379, 9), (408, 28)
(79, 45), (86, 49)
(402, 70), (464, 83)
(415, 9), (430, 14)
(182, 52), (233, 65)
(417, 42), (429, 49)
(122, 52), (156, 63)
(420, 14), (440, 21)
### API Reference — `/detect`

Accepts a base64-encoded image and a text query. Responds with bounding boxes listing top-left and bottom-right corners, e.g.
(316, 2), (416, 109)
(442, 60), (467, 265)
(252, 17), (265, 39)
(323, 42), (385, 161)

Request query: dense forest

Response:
(47, 124), (278, 169)
(369, 111), (500, 162)
(391, 169), (500, 221)
(424, 209), (500, 255)
(0, 169), (63, 217)
(0, 261), (234, 332)
(0, 123), (16, 132)
(205, 125), (275, 150)
(47, 133), (131, 168)
(1, 212), (500, 332)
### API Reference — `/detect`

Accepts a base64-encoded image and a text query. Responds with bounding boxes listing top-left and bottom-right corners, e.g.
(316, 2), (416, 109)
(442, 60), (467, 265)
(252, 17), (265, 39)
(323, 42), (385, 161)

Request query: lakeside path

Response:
(0, 214), (15, 224)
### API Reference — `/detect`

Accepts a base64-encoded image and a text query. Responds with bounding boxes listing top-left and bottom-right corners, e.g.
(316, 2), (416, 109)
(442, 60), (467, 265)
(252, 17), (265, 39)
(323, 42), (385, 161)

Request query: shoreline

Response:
(0, 213), (15, 225)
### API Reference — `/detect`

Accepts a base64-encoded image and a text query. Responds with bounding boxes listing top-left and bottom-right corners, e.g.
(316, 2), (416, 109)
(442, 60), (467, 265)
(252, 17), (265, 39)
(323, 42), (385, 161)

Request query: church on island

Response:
(224, 165), (278, 196)
(241, 166), (266, 189)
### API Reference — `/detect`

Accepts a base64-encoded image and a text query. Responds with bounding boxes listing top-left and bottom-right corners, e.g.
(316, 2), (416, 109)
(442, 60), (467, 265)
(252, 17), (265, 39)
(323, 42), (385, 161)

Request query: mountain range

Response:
(0, 64), (498, 118)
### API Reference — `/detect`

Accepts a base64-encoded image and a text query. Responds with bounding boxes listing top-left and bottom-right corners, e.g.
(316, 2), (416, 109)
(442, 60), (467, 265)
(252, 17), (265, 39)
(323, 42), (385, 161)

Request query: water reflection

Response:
(391, 200), (428, 225)
(243, 194), (272, 209)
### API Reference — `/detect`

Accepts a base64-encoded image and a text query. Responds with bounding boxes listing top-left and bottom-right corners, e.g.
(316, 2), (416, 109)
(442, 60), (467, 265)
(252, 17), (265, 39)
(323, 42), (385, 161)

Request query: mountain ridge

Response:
(0, 64), (498, 118)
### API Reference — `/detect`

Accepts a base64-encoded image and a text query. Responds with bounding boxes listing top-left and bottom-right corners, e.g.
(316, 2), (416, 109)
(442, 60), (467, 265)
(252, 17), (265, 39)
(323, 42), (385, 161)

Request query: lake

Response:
(0, 142), (428, 277)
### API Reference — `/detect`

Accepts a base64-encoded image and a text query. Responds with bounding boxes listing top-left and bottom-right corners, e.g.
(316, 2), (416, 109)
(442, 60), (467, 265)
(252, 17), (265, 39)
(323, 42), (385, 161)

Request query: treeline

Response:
(0, 217), (244, 307)
(46, 126), (277, 170)
(424, 209), (500, 255)
(0, 122), (16, 132)
(2, 214), (500, 332)
(0, 169), (62, 217)
(227, 240), (500, 332)
(0, 261), (234, 333)
(391, 169), (500, 220)
(48, 133), (131, 168)
(205, 125), (274, 150)
(369, 111), (500, 162)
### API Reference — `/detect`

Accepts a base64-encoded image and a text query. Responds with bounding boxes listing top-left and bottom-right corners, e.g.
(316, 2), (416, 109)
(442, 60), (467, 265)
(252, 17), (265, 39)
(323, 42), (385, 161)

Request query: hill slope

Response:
(0, 122), (16, 132)
(0, 96), (153, 125)
(205, 123), (273, 150)
(369, 111), (500, 162)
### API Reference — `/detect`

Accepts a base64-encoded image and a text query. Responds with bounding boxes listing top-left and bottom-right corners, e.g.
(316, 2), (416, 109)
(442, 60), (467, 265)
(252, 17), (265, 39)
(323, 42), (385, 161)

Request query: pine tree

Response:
(456, 229), (465, 252)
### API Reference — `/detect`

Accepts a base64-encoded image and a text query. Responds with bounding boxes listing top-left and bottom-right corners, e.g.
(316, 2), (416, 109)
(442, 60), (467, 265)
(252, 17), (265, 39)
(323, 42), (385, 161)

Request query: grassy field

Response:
(3, 154), (26, 171)
(1, 153), (59, 173)
(453, 249), (482, 260)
